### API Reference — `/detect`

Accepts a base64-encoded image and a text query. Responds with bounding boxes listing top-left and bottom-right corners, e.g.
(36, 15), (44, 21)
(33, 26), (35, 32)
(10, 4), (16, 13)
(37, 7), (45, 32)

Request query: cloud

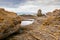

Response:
(0, 0), (60, 8)
(0, 0), (60, 14)
(16, 0), (60, 13)
(0, 0), (26, 8)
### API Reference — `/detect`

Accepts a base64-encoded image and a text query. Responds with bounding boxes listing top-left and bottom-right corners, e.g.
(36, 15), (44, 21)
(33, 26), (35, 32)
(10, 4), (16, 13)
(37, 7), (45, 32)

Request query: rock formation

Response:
(0, 8), (60, 40)
(37, 9), (44, 17)
(0, 8), (21, 39)
(5, 9), (60, 40)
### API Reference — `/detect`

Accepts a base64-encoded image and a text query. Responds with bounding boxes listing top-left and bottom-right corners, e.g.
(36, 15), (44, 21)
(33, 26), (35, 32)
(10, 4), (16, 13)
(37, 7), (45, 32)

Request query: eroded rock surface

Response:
(0, 8), (21, 39)
(6, 9), (60, 40)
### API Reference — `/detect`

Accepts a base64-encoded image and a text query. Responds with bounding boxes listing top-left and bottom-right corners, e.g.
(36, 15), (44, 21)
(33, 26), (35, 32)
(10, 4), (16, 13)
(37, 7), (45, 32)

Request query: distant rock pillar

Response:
(37, 9), (42, 17)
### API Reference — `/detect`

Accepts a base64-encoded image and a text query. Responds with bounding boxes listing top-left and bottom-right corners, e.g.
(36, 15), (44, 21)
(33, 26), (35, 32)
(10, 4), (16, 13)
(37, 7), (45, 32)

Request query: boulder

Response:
(0, 8), (21, 39)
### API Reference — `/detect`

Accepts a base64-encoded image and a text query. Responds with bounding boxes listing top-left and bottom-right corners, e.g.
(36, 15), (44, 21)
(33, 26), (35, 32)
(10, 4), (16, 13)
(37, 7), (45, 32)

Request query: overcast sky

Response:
(0, 0), (60, 14)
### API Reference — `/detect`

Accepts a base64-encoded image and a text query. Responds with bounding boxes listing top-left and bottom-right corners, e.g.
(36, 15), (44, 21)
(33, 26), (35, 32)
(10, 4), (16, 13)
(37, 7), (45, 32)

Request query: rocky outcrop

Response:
(6, 9), (60, 40)
(0, 8), (21, 39)
(37, 9), (45, 17)
(46, 9), (60, 17)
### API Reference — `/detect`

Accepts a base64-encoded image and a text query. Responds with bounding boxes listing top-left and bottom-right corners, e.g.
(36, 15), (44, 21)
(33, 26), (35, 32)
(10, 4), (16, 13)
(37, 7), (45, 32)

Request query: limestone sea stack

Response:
(0, 8), (21, 39)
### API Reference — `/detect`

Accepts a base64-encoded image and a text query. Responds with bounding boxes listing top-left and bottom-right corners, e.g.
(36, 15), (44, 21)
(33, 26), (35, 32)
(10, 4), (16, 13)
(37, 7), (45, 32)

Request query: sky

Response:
(0, 0), (60, 14)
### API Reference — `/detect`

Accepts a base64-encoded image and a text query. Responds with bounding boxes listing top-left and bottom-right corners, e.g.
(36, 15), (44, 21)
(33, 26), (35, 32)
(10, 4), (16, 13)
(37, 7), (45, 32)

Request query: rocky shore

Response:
(0, 8), (60, 40)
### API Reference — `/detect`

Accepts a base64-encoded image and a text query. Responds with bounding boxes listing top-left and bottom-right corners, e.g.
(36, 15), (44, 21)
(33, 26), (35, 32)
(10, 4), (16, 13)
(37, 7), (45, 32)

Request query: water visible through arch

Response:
(21, 19), (34, 26)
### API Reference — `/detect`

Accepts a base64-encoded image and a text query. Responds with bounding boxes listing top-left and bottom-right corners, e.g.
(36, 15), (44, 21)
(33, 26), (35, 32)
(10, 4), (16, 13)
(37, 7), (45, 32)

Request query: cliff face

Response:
(6, 9), (60, 40)
(0, 8), (21, 39)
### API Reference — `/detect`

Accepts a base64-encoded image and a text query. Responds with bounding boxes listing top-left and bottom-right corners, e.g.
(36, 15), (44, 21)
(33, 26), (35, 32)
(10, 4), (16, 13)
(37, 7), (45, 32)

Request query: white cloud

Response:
(16, 0), (60, 13)
(0, 0), (60, 14)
